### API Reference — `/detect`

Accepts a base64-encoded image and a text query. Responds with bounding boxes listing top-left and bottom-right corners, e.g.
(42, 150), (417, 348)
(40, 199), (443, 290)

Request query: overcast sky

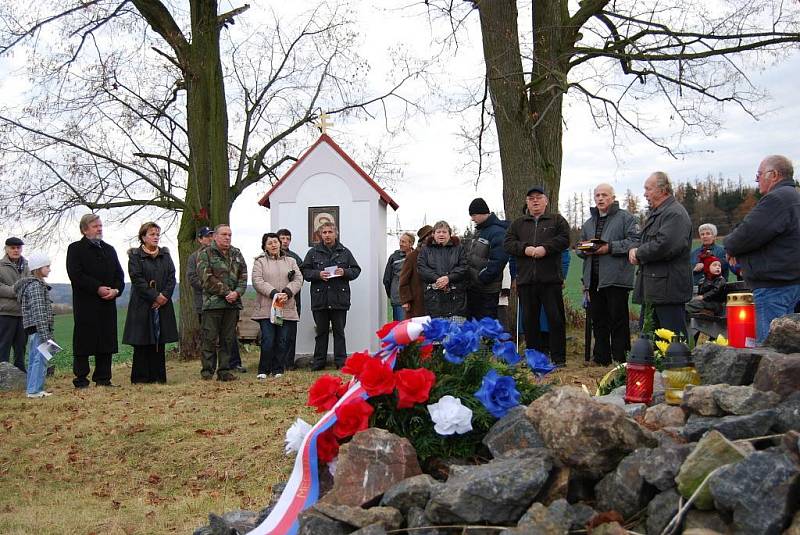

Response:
(3, 1), (798, 283)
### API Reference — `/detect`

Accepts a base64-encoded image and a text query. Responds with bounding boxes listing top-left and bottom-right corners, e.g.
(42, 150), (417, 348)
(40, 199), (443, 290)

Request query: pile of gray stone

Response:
(195, 314), (800, 535)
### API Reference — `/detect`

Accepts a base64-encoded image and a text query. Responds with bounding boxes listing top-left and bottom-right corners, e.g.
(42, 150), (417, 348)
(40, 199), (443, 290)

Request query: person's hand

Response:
(320, 270), (330, 281)
(524, 246), (536, 257)
(594, 244), (609, 255)
(534, 246), (547, 258)
(225, 291), (239, 303)
(155, 293), (168, 306)
(726, 254), (737, 266)
(334, 267), (344, 277)
(628, 248), (639, 265)
(97, 286), (112, 298)
(434, 275), (449, 289)
(697, 295), (704, 301)
(694, 262), (704, 272)
(402, 303), (411, 311)
(276, 293), (288, 304)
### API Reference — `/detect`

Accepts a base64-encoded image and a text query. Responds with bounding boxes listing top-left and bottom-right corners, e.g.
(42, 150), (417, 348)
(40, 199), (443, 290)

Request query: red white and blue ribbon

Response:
(247, 317), (427, 535)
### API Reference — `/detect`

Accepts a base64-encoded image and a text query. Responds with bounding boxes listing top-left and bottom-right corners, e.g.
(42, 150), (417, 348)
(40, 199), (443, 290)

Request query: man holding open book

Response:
(577, 184), (640, 365)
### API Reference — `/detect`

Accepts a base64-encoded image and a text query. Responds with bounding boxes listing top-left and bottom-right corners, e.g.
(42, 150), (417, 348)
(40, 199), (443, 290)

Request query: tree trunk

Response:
(178, 0), (232, 357)
(476, 0), (566, 217)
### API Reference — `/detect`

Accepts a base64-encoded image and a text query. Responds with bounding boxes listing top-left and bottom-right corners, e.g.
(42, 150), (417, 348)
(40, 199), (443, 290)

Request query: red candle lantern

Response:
(625, 337), (656, 404)
(727, 292), (756, 348)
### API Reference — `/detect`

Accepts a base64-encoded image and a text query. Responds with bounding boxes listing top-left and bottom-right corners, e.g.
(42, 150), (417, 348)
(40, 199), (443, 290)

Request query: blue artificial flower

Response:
(476, 317), (511, 341)
(473, 369), (521, 418)
(525, 348), (557, 378)
(423, 318), (452, 342)
(492, 340), (520, 365)
(442, 328), (480, 364)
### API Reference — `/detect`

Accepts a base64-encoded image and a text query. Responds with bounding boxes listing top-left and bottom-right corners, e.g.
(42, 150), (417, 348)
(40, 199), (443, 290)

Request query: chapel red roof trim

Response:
(257, 133), (399, 210)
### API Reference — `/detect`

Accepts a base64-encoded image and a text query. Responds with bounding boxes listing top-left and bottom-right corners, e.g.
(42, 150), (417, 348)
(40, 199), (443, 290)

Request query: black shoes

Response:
(217, 372), (238, 382)
(97, 382), (121, 387)
(234, 365), (248, 373)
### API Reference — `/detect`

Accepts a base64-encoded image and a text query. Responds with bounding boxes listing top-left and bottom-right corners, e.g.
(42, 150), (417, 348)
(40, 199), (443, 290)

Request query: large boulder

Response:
(322, 428), (422, 507)
(708, 449), (800, 534)
(775, 392), (800, 433)
(763, 313), (800, 353)
(594, 448), (656, 519)
(311, 502), (403, 530)
(425, 449), (553, 524)
(639, 443), (694, 491)
(526, 387), (656, 478)
(682, 409), (777, 441)
(0, 361), (26, 391)
(681, 384), (726, 417)
(753, 351), (800, 400)
(646, 488), (680, 535)
(483, 405), (545, 458)
(379, 474), (440, 515)
(712, 385), (781, 415)
(692, 344), (765, 385)
(644, 403), (687, 429)
(193, 511), (260, 535)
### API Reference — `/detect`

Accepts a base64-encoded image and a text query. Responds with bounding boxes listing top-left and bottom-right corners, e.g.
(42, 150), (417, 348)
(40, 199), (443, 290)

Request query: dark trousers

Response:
(0, 315), (27, 371)
(201, 309), (238, 376)
(131, 344), (167, 384)
(519, 283), (566, 364)
(467, 290), (500, 320)
(285, 320), (298, 368)
(589, 285), (631, 365)
(312, 309), (348, 368)
(73, 353), (112, 387)
(258, 319), (291, 375)
(654, 304), (688, 340)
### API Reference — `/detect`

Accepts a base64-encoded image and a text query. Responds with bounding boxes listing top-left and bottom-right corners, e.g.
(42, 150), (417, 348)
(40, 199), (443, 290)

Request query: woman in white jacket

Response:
(251, 233), (304, 378)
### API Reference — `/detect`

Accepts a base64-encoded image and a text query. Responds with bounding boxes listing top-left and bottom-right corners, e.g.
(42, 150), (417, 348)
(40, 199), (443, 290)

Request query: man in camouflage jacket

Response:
(197, 224), (247, 381)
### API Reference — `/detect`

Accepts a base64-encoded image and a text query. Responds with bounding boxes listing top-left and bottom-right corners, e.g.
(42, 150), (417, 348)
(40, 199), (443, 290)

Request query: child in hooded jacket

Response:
(13, 251), (55, 398)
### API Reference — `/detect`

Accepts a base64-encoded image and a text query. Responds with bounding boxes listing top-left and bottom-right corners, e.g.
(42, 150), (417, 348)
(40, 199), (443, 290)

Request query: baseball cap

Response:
(197, 227), (214, 238)
(526, 185), (546, 196)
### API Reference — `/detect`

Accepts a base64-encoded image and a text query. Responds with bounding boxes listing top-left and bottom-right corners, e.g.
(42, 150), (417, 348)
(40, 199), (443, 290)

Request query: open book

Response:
(37, 339), (63, 361)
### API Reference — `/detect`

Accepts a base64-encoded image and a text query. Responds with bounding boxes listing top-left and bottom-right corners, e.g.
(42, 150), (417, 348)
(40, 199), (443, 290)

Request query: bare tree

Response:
(0, 1), (423, 355)
(419, 0), (800, 217)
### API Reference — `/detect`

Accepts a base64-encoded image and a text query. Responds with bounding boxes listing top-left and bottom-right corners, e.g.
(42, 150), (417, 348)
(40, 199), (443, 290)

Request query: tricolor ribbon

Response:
(247, 317), (428, 535)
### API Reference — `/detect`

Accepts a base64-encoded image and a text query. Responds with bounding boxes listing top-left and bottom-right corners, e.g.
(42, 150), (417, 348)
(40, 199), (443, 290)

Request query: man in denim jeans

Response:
(725, 155), (800, 343)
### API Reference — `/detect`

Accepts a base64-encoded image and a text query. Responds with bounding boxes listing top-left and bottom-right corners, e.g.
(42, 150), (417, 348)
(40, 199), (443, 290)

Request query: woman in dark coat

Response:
(122, 222), (178, 384)
(417, 220), (468, 319)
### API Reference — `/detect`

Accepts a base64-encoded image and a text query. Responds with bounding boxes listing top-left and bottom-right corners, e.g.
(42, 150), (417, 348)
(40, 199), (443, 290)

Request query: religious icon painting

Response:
(308, 206), (339, 245)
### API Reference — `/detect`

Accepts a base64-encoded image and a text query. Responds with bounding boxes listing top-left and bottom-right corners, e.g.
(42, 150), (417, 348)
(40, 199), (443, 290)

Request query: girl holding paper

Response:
(13, 251), (55, 398)
(252, 233), (304, 379)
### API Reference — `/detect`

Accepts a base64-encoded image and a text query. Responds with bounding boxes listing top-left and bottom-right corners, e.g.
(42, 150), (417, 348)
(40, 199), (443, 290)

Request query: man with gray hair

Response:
(725, 154), (800, 343)
(66, 214), (125, 388)
(0, 236), (28, 371)
(577, 183), (640, 365)
(690, 223), (729, 285)
(383, 231), (415, 320)
(629, 172), (693, 338)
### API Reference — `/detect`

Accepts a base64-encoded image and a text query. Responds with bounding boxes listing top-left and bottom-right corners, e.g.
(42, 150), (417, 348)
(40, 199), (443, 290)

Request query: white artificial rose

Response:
(427, 395), (473, 435)
(284, 418), (312, 456)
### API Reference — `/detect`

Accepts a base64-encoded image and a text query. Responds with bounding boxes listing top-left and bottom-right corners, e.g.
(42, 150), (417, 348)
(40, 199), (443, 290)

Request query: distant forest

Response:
(561, 174), (778, 236)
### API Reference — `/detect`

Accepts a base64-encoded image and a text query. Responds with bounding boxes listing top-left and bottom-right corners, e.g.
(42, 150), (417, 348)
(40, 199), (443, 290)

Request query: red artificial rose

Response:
(395, 368), (436, 409)
(316, 429), (340, 463)
(376, 320), (400, 341)
(333, 398), (374, 439)
(337, 380), (350, 398)
(307, 374), (344, 413)
(419, 343), (434, 361)
(359, 358), (396, 396)
(341, 351), (371, 377)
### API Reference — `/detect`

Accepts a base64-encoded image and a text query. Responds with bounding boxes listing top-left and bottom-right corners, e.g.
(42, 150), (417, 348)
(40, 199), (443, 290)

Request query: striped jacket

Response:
(13, 277), (54, 341)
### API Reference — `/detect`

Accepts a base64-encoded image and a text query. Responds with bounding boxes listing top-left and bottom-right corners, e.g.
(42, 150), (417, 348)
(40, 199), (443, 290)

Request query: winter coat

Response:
(285, 249), (304, 315)
(301, 241), (361, 311)
(251, 253), (304, 321)
(13, 277), (53, 341)
(186, 248), (204, 314)
(66, 237), (125, 355)
(197, 242), (248, 311)
(383, 249), (407, 305)
(122, 247), (179, 347)
(698, 275), (727, 303)
(398, 246), (426, 317)
(417, 237), (468, 318)
(468, 213), (510, 293)
(724, 178), (800, 289)
(633, 196), (693, 305)
(0, 254), (27, 316)
(690, 243), (729, 285)
(576, 203), (640, 290)
(504, 212), (571, 285)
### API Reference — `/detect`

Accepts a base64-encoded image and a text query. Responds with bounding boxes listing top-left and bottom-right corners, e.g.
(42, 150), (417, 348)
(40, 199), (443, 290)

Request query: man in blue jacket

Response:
(466, 198), (509, 319)
(725, 155), (800, 343)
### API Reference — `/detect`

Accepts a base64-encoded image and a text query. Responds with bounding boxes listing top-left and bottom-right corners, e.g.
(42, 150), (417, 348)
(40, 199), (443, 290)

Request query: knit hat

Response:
(417, 225), (433, 240)
(27, 251), (51, 272)
(468, 197), (490, 215)
(702, 255), (721, 278)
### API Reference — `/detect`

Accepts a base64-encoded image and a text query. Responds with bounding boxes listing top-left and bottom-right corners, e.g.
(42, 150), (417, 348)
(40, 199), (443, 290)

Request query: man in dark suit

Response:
(66, 214), (125, 388)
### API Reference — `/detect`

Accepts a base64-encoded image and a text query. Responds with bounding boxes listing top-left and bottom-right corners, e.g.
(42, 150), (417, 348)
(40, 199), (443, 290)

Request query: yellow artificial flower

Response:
(655, 340), (670, 355)
(715, 334), (729, 346)
(655, 328), (676, 341)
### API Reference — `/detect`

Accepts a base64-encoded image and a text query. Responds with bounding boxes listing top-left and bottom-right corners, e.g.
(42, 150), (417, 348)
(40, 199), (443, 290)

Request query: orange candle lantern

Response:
(625, 337), (656, 404)
(726, 292), (756, 348)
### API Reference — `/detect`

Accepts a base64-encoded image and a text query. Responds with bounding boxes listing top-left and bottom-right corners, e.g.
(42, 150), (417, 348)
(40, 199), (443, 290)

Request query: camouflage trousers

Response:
(201, 308), (238, 377)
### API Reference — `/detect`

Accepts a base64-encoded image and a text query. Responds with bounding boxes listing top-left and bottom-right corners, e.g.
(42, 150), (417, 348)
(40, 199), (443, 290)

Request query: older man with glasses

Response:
(725, 154), (800, 343)
(0, 237), (28, 371)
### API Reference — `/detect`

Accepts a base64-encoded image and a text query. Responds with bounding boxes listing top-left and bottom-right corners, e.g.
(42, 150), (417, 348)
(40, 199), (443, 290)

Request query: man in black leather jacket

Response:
(300, 222), (361, 370)
(466, 198), (509, 319)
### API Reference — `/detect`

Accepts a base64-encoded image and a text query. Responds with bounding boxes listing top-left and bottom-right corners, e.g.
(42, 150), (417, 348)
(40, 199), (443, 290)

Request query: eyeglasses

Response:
(755, 169), (775, 181)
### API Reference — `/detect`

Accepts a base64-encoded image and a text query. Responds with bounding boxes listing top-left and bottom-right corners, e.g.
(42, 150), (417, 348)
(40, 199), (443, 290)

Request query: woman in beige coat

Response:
(251, 233), (304, 378)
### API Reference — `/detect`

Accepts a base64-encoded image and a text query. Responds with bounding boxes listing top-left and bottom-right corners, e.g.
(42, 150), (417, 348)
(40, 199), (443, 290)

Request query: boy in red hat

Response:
(685, 255), (727, 316)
